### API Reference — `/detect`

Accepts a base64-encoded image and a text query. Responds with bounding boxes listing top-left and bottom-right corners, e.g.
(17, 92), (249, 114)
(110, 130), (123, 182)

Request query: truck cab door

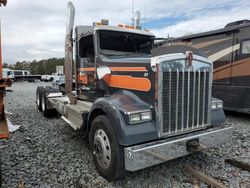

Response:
(76, 34), (97, 101)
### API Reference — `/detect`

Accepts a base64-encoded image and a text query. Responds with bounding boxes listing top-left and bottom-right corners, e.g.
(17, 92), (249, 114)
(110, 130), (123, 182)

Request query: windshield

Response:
(99, 30), (153, 56)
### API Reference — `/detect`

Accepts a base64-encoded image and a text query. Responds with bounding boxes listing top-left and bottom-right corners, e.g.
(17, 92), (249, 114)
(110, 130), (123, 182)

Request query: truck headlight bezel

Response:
(128, 110), (152, 124)
(211, 99), (223, 110)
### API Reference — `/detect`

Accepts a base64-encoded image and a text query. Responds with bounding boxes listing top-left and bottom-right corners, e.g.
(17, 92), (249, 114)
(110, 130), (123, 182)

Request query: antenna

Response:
(132, 0), (134, 26)
(144, 0), (147, 25)
(132, 0), (134, 14)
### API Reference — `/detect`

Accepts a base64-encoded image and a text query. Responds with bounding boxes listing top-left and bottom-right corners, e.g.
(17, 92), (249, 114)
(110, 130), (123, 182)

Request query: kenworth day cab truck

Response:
(35, 2), (232, 180)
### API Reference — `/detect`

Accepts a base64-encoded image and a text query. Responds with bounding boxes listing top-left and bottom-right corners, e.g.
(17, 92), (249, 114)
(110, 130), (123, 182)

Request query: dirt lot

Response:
(0, 82), (249, 188)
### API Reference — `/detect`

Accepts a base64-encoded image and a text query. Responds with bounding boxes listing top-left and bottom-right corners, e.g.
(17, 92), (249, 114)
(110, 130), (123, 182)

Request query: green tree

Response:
(3, 63), (9, 68)
(10, 57), (65, 75)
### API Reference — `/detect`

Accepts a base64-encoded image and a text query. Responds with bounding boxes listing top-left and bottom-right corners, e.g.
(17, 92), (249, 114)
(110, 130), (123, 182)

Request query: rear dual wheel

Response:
(41, 91), (50, 117)
(36, 86), (57, 117)
(36, 86), (45, 111)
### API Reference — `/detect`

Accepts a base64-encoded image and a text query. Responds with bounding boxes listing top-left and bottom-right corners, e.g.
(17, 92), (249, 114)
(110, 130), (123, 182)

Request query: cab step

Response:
(63, 100), (93, 130)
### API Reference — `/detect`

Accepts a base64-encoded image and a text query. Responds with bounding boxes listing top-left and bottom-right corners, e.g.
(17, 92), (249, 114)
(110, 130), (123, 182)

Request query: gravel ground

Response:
(0, 82), (249, 188)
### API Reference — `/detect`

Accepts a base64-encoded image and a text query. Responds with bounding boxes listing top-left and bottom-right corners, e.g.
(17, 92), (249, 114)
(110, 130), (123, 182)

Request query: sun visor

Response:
(151, 45), (207, 58)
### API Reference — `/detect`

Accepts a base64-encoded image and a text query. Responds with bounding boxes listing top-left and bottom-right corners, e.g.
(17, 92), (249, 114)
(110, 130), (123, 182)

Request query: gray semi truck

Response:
(35, 2), (232, 181)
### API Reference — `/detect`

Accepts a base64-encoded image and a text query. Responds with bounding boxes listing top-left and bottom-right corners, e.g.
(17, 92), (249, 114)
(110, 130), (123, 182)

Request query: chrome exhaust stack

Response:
(65, 2), (75, 104)
(134, 10), (141, 29)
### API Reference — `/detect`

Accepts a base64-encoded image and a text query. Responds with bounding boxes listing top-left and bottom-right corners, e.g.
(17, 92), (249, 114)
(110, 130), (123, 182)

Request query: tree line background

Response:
(3, 58), (64, 75)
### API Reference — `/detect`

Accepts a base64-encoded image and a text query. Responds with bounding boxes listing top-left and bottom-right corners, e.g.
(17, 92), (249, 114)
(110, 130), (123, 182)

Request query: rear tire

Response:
(36, 86), (44, 111)
(41, 89), (57, 117)
(90, 115), (125, 181)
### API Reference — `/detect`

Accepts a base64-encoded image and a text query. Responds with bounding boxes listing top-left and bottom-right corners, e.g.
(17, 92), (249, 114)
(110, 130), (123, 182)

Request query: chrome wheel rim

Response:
(93, 129), (111, 169)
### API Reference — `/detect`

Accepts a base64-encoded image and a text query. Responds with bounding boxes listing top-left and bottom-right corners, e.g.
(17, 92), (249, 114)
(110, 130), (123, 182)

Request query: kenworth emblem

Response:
(186, 51), (193, 67)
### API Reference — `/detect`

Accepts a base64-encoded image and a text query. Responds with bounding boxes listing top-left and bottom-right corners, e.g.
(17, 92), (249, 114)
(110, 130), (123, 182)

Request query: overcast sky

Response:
(0, 0), (249, 64)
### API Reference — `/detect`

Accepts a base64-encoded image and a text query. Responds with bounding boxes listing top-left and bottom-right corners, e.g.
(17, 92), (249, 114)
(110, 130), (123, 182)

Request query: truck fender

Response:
(87, 90), (158, 146)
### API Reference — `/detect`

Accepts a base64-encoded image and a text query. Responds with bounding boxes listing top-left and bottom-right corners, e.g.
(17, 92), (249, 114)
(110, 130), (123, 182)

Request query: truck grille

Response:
(160, 67), (211, 136)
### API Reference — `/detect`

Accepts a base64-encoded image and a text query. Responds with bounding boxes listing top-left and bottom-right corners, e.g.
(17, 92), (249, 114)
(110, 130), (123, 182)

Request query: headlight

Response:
(211, 103), (217, 109)
(130, 113), (141, 122)
(128, 110), (152, 124)
(217, 102), (223, 108)
(141, 111), (151, 120)
(211, 99), (223, 109)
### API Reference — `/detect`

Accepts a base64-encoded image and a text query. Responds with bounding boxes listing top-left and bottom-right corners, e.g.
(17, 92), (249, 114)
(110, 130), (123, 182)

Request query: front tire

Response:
(90, 115), (125, 181)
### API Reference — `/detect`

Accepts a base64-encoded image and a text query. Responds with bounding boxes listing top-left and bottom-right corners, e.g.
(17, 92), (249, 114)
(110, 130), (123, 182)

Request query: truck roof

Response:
(75, 25), (155, 40)
(175, 22), (250, 41)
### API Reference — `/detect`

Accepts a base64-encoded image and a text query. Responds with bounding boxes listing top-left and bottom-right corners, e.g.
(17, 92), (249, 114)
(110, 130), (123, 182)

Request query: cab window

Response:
(79, 35), (95, 64)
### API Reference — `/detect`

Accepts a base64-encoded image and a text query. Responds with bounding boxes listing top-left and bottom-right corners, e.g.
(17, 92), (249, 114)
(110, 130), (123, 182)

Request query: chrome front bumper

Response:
(124, 127), (232, 171)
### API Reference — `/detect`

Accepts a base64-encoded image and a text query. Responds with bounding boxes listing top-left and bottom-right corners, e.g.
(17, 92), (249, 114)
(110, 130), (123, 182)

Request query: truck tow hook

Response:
(186, 139), (207, 152)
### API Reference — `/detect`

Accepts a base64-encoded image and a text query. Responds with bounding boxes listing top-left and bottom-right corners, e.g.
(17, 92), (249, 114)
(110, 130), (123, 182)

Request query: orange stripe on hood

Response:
(110, 67), (147, 72)
(108, 75), (151, 92)
(78, 67), (150, 91)
(79, 67), (147, 72)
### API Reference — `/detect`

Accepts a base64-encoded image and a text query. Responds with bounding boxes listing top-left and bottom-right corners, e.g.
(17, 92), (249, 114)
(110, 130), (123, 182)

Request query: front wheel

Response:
(90, 115), (125, 181)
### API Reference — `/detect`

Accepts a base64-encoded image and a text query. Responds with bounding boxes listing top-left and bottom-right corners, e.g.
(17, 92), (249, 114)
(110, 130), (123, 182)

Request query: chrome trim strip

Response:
(181, 70), (184, 131)
(168, 67), (172, 134)
(124, 109), (152, 115)
(175, 69), (179, 133)
(124, 127), (233, 171)
(192, 70), (196, 129)
(202, 70), (206, 125)
(158, 64), (163, 137)
(197, 69), (201, 127)
(208, 65), (213, 126)
(187, 69), (190, 130)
